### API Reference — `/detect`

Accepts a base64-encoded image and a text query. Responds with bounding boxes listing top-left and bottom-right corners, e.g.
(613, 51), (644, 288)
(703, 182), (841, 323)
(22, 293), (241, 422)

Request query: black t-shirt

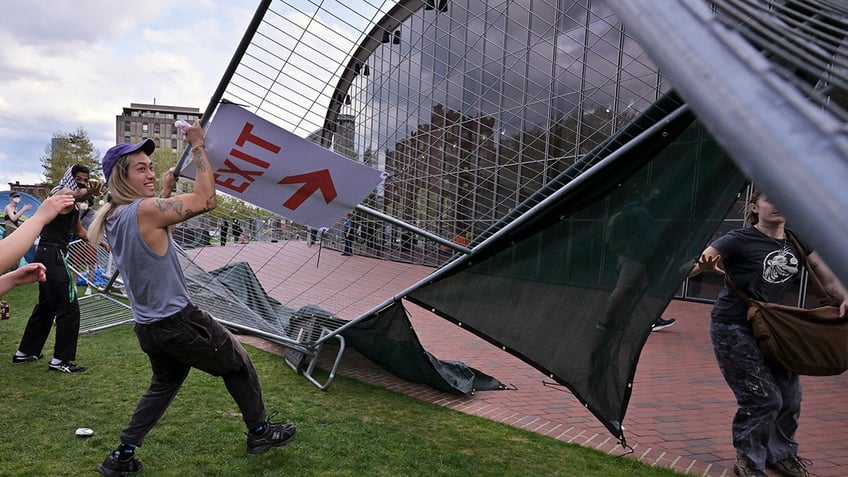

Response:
(39, 206), (79, 247)
(710, 226), (809, 323)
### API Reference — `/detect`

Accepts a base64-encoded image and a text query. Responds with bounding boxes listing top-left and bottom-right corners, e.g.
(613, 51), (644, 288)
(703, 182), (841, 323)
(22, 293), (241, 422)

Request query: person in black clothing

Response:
(232, 219), (243, 244)
(692, 189), (847, 477)
(307, 226), (318, 246)
(12, 165), (101, 373)
(341, 213), (354, 256)
(219, 218), (229, 246)
(596, 185), (675, 332)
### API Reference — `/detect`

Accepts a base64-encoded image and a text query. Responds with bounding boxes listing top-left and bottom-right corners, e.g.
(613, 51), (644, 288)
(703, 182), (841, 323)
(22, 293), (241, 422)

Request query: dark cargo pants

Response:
(120, 303), (267, 446)
(18, 243), (80, 362)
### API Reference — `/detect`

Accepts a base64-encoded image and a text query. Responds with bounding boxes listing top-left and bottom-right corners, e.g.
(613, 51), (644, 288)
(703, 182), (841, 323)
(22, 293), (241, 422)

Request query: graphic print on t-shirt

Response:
(762, 247), (799, 284)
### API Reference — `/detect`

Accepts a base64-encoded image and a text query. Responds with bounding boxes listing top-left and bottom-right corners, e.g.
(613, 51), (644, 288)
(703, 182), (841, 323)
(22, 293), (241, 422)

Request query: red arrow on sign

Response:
(278, 169), (338, 210)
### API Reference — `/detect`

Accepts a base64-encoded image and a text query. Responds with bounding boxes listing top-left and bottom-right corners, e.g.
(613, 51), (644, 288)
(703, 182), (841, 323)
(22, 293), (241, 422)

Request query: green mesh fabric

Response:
(407, 107), (745, 440)
(342, 301), (505, 394)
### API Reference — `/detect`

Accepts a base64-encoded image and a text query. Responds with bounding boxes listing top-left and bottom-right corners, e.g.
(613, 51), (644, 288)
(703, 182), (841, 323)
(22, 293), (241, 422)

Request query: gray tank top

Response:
(106, 200), (189, 324)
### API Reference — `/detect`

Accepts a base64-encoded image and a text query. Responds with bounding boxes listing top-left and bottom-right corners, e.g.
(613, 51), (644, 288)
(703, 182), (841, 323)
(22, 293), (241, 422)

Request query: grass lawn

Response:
(0, 283), (685, 476)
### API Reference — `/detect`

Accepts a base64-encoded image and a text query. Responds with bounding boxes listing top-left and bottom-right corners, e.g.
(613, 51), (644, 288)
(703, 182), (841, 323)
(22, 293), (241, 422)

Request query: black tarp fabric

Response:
(341, 301), (505, 394)
(208, 263), (503, 394)
(406, 112), (746, 441)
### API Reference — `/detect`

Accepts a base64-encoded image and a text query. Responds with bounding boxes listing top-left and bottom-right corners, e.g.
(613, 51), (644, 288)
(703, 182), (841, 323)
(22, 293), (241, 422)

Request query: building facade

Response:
(314, 1), (752, 304)
(7, 181), (49, 198)
(210, 0), (819, 306)
(116, 103), (201, 153)
(314, 1), (671, 244)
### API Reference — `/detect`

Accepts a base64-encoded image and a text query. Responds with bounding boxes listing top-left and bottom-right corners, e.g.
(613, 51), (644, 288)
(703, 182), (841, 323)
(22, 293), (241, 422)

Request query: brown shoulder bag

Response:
(727, 234), (848, 376)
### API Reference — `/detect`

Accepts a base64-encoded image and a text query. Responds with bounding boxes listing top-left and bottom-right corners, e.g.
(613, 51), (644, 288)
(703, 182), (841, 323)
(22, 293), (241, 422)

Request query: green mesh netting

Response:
(406, 107), (745, 440)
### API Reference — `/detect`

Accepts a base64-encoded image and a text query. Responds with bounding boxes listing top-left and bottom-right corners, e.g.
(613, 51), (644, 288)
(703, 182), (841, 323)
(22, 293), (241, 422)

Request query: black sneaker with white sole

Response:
(651, 317), (677, 332)
(246, 420), (296, 454)
(96, 454), (143, 477)
(12, 353), (43, 364)
(48, 361), (87, 373)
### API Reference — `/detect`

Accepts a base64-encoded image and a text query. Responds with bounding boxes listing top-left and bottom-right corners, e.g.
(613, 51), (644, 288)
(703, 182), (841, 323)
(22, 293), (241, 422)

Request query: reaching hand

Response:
(86, 179), (103, 197)
(34, 193), (77, 221)
(697, 253), (725, 275)
(21, 203), (33, 214)
(8, 263), (47, 285)
(185, 120), (205, 149)
(162, 167), (177, 193)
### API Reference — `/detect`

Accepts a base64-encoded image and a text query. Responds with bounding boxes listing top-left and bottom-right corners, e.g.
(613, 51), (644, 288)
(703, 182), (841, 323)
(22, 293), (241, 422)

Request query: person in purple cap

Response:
(12, 165), (101, 372)
(88, 122), (296, 477)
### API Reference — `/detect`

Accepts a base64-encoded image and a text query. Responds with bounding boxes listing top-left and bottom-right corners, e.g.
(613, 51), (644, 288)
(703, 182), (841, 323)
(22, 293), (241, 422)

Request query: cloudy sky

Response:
(0, 0), (260, 189)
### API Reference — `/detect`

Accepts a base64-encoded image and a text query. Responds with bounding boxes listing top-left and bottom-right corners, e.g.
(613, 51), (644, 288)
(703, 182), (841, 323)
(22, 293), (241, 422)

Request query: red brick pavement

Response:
(206, 242), (846, 477)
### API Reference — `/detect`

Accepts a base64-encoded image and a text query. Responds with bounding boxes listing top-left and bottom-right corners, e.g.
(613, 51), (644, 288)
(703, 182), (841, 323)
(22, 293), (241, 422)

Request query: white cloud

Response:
(0, 0), (257, 189)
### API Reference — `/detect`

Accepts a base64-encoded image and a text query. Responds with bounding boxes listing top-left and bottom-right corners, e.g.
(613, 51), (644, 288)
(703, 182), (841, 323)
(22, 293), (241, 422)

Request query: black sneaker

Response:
(651, 317), (677, 332)
(246, 420), (296, 454)
(767, 456), (811, 477)
(96, 454), (143, 477)
(48, 361), (87, 373)
(734, 452), (767, 477)
(12, 353), (43, 364)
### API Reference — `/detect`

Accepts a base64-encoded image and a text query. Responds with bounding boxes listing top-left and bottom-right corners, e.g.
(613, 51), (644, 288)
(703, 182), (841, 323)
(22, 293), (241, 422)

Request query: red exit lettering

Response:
(215, 122), (281, 193)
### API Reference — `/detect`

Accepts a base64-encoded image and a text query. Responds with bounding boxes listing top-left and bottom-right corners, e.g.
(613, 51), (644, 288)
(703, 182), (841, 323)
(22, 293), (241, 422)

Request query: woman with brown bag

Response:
(691, 188), (847, 477)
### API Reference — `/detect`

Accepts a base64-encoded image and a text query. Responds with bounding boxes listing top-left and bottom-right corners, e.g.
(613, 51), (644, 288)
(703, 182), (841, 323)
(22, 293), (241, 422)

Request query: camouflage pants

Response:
(710, 320), (801, 470)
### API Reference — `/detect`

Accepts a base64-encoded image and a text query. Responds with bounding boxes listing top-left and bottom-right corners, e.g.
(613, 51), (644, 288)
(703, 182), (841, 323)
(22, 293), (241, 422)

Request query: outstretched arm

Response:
(688, 245), (725, 278)
(0, 193), (76, 271)
(6, 203), (33, 222)
(73, 179), (103, 203)
(138, 120), (217, 230)
(0, 263), (47, 298)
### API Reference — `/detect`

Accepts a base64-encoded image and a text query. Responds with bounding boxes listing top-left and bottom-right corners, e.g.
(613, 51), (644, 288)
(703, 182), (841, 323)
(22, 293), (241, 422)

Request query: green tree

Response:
(41, 128), (100, 189)
(152, 147), (179, 178)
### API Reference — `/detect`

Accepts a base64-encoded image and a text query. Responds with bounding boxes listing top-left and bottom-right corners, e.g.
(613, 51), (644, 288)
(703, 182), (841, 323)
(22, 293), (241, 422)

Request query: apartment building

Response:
(116, 103), (201, 153)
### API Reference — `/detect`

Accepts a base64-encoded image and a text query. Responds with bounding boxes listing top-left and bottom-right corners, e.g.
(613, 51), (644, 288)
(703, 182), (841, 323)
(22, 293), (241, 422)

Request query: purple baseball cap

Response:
(102, 138), (156, 185)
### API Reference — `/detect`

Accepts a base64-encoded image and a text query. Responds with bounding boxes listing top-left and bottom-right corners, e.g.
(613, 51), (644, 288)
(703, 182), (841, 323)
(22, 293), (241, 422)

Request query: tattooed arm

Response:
(136, 120), (218, 254)
(806, 251), (848, 317)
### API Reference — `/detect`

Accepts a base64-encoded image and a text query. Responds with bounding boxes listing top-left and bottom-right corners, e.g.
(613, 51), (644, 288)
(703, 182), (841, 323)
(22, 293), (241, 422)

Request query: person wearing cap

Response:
(12, 165), (101, 373)
(0, 193), (77, 296)
(88, 122), (296, 477)
(4, 191), (33, 235)
(3, 192), (34, 269)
